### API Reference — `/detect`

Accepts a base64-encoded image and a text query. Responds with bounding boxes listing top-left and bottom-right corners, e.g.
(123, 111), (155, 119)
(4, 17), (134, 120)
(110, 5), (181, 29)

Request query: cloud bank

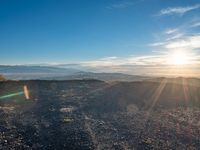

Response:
(159, 4), (200, 16)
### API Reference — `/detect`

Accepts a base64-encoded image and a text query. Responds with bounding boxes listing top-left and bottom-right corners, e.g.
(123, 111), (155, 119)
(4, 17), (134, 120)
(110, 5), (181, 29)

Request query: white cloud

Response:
(107, 0), (144, 9)
(149, 42), (166, 47)
(108, 2), (134, 9)
(165, 35), (200, 49)
(81, 55), (167, 67)
(149, 33), (184, 46)
(191, 22), (200, 27)
(165, 29), (178, 34)
(150, 33), (200, 68)
(159, 4), (200, 16)
(80, 54), (200, 76)
(166, 33), (184, 41)
(82, 34), (200, 69)
(99, 56), (118, 60)
(80, 23), (200, 76)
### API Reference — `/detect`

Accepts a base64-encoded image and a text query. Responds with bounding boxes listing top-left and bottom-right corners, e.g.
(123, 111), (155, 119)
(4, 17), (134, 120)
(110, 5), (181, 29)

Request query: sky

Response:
(0, 0), (200, 76)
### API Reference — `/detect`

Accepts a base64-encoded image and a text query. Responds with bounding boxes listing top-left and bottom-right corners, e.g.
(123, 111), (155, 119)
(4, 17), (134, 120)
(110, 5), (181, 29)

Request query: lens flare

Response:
(0, 85), (30, 101)
(0, 92), (24, 100)
(24, 85), (30, 100)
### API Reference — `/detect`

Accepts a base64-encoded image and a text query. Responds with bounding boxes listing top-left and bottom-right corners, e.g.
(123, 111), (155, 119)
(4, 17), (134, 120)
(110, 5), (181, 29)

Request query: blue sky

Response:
(0, 0), (200, 75)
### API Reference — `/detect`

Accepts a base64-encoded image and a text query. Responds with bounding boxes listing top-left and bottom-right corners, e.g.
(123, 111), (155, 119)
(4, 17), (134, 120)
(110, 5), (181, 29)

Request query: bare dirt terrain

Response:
(0, 78), (200, 149)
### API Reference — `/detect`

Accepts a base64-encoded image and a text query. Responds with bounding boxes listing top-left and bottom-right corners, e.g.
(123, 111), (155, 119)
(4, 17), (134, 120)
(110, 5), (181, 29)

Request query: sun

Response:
(169, 50), (190, 65)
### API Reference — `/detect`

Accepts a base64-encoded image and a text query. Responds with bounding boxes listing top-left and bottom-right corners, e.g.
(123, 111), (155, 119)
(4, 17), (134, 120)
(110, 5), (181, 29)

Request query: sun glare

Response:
(169, 51), (190, 65)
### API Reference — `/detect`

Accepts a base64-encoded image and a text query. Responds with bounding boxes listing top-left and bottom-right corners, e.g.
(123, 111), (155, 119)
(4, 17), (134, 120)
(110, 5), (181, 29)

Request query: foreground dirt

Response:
(0, 80), (200, 149)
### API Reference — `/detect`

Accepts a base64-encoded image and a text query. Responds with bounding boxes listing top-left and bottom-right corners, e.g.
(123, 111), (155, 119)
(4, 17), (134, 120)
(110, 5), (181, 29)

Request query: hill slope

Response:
(0, 78), (200, 149)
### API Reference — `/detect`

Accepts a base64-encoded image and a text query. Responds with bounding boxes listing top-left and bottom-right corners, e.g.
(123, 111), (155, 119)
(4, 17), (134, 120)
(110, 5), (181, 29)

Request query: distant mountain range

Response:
(0, 65), (150, 81)
(43, 72), (150, 82)
(0, 65), (80, 74)
(0, 65), (81, 80)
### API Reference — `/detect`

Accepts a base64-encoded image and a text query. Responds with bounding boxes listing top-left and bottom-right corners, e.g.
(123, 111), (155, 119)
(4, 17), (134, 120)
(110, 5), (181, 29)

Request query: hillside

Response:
(0, 78), (200, 149)
(84, 78), (200, 113)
